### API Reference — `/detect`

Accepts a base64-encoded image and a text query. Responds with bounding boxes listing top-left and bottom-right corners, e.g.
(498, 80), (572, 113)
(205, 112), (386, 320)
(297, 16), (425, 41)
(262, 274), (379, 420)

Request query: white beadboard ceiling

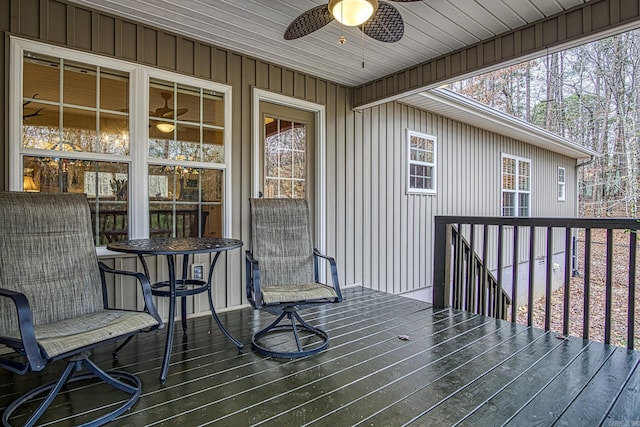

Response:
(65, 0), (590, 87)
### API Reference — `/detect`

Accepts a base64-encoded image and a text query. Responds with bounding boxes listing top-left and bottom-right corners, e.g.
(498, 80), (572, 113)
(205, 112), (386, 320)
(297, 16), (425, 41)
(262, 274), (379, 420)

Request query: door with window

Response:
(258, 101), (316, 229)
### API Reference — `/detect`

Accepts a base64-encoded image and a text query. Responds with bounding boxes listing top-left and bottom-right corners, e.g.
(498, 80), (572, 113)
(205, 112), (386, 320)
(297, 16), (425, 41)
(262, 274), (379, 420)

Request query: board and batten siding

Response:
(1, 0), (579, 319)
(352, 101), (579, 299)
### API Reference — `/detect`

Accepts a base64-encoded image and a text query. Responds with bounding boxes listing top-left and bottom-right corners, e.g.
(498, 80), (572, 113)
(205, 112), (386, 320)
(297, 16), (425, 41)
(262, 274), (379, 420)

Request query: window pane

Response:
(99, 113), (129, 155)
(518, 161), (530, 191)
(64, 62), (96, 107)
(23, 156), (129, 245)
(503, 157), (515, 174)
(201, 169), (223, 203)
(23, 53), (130, 157)
(62, 108), (96, 152)
(203, 128), (225, 163)
(293, 151), (305, 179)
(203, 90), (224, 126)
(176, 124), (201, 161)
(100, 70), (129, 112)
(148, 166), (223, 238)
(177, 85), (200, 124)
(503, 192), (515, 217)
(409, 163), (433, 191)
(264, 117), (306, 199)
(519, 193), (530, 216)
(22, 103), (60, 149)
(149, 125), (173, 159)
(23, 54), (60, 102)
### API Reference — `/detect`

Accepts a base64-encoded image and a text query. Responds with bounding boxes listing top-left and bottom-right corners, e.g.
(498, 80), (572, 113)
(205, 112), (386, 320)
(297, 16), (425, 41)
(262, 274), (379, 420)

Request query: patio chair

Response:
(0, 192), (162, 427)
(245, 198), (343, 358)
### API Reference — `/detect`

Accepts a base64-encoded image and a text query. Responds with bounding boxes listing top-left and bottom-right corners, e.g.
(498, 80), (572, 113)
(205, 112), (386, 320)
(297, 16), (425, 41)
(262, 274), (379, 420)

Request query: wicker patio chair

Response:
(245, 198), (343, 358)
(0, 192), (162, 426)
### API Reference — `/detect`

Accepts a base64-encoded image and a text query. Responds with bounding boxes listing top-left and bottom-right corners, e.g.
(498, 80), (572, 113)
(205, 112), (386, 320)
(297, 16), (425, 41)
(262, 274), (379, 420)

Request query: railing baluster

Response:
(453, 224), (463, 310)
(432, 219), (448, 309)
(511, 226), (519, 322)
(467, 225), (476, 312)
(496, 225), (504, 320)
(628, 231), (637, 350)
(545, 227), (553, 331)
(583, 228), (591, 340)
(563, 227), (572, 337)
(481, 225), (489, 316)
(605, 229), (613, 344)
(528, 225), (535, 328)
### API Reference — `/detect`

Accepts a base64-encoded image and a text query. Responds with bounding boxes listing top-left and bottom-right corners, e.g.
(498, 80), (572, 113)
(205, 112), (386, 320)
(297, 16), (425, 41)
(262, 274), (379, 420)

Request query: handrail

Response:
(433, 216), (639, 349)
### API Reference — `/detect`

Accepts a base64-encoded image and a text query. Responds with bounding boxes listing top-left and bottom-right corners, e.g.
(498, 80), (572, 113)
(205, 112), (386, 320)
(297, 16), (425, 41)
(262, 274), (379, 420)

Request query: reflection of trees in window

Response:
(264, 118), (306, 199)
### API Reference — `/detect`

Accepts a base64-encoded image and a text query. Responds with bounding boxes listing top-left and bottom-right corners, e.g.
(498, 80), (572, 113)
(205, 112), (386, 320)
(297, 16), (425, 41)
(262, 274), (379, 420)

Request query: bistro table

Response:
(107, 237), (243, 383)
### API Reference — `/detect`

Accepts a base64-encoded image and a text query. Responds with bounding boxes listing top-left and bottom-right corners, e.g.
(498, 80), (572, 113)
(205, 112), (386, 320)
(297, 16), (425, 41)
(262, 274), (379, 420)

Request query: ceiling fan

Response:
(150, 92), (188, 133)
(151, 92), (188, 119)
(284, 0), (422, 43)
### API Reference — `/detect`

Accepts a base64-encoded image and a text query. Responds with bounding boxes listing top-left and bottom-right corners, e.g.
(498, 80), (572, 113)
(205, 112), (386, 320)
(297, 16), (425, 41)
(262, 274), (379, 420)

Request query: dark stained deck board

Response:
(1, 287), (639, 426)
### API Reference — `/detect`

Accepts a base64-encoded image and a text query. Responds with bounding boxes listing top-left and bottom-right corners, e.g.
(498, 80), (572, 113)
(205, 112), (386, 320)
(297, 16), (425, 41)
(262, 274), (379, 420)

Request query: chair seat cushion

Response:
(262, 283), (338, 305)
(6, 309), (159, 359)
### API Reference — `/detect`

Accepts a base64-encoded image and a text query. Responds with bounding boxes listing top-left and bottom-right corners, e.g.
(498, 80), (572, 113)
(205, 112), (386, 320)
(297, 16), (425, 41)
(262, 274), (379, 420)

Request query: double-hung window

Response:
(10, 38), (232, 249)
(557, 167), (566, 201)
(407, 129), (436, 194)
(502, 154), (531, 217)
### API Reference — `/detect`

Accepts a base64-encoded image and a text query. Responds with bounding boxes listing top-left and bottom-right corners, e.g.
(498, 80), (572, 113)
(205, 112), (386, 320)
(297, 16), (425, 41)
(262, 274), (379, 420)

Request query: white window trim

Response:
(9, 37), (233, 254)
(501, 153), (532, 217)
(558, 166), (566, 202)
(406, 129), (437, 195)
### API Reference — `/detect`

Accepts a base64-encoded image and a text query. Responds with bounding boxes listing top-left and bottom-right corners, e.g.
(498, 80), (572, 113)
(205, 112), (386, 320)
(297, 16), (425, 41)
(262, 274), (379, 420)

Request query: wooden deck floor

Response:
(1, 287), (639, 426)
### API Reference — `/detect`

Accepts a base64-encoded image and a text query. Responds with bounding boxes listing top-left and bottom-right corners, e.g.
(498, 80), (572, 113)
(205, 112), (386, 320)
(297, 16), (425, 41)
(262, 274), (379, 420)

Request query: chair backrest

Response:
(0, 192), (103, 335)
(250, 198), (315, 287)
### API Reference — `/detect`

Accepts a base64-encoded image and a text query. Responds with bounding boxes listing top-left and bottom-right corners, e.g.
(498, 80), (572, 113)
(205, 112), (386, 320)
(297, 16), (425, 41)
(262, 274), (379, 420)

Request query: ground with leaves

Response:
(516, 228), (639, 350)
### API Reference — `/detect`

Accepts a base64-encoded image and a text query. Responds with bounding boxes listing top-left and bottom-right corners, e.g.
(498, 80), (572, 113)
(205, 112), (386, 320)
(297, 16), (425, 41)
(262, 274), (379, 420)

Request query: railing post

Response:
(433, 218), (451, 309)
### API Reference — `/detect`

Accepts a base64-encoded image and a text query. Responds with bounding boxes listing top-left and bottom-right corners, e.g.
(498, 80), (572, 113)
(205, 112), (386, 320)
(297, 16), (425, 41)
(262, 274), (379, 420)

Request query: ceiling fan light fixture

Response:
(328, 0), (378, 27)
(156, 123), (175, 133)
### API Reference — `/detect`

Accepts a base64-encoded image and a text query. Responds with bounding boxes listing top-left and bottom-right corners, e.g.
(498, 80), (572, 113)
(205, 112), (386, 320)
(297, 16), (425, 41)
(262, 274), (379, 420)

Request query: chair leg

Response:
(252, 308), (329, 358)
(112, 335), (134, 358)
(2, 355), (142, 427)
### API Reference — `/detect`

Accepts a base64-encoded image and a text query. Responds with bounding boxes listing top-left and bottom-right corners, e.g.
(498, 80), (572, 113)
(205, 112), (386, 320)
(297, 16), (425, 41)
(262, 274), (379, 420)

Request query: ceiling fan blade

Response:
(162, 108), (188, 118)
(362, 2), (404, 43)
(387, 0), (422, 2)
(284, 4), (334, 40)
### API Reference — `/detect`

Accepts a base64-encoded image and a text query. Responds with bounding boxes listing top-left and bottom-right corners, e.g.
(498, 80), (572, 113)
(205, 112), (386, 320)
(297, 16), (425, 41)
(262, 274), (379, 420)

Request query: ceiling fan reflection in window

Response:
(284, 0), (422, 44)
(151, 92), (187, 133)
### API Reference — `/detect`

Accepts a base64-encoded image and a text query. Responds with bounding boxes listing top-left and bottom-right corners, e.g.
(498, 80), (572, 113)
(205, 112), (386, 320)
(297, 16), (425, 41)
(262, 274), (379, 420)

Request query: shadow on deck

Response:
(1, 287), (639, 426)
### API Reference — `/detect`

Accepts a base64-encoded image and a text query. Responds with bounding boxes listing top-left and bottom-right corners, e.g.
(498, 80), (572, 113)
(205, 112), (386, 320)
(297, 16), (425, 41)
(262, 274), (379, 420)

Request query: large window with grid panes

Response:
(501, 154), (531, 217)
(11, 38), (232, 249)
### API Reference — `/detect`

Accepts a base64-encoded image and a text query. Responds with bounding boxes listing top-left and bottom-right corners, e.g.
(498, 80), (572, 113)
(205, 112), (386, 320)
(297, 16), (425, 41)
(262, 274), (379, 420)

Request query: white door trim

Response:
(252, 88), (326, 253)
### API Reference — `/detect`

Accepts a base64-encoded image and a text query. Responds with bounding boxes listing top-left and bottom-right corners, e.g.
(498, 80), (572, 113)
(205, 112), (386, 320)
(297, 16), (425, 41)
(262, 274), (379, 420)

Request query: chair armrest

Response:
(313, 249), (343, 302)
(0, 288), (46, 373)
(98, 262), (163, 328)
(245, 251), (263, 308)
